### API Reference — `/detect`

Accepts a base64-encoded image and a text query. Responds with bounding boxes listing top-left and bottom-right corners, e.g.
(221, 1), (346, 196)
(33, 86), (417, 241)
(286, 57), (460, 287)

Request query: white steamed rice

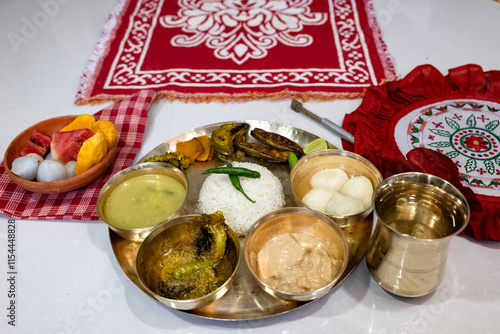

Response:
(198, 162), (285, 235)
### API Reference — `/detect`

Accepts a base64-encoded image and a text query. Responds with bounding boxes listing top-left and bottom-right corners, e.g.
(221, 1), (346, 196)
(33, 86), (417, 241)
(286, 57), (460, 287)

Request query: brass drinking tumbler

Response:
(366, 172), (470, 297)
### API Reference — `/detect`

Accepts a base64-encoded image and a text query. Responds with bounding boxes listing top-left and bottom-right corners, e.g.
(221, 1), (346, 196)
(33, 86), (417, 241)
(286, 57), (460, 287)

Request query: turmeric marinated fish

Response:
(145, 152), (190, 172)
(210, 123), (249, 158)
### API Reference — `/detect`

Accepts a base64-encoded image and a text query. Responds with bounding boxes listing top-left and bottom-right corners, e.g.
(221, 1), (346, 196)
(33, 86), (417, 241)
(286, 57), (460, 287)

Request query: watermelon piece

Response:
(20, 130), (52, 157)
(20, 141), (47, 157)
(32, 130), (51, 148)
(50, 128), (94, 163)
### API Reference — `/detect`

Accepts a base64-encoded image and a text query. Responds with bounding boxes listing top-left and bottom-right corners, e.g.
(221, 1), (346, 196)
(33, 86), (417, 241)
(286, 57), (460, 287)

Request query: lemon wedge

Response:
(304, 138), (328, 154)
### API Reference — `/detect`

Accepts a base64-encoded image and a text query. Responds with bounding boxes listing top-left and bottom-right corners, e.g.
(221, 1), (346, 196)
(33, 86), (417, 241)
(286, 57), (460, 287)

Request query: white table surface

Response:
(1, 0), (500, 333)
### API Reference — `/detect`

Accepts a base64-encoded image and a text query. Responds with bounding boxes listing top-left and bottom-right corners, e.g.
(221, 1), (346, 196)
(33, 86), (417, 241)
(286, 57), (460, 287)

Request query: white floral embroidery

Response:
(104, 0), (377, 89)
(158, 0), (327, 65)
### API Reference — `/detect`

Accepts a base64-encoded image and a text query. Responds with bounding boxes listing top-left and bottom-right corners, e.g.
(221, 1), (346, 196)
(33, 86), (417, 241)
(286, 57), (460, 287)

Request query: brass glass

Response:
(366, 172), (470, 297)
(135, 214), (240, 310)
(97, 162), (189, 241)
(289, 149), (383, 227)
(244, 207), (349, 302)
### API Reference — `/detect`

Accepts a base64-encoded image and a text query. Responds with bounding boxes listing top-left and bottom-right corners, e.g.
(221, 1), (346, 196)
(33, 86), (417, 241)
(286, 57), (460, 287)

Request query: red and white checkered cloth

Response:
(0, 90), (156, 221)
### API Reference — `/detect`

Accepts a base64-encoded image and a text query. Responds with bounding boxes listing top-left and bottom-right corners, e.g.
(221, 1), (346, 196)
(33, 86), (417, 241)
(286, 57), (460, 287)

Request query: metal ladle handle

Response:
(290, 99), (355, 144)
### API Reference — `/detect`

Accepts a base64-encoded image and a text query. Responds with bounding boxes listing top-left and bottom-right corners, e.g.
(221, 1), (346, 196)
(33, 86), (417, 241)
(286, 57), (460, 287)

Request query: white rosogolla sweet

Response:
(36, 159), (67, 182)
(11, 156), (40, 181)
(65, 161), (77, 178)
(12, 152), (77, 183)
(325, 191), (364, 215)
(301, 168), (373, 216)
(301, 188), (334, 212)
(310, 168), (349, 192)
(339, 176), (373, 209)
(25, 153), (44, 164)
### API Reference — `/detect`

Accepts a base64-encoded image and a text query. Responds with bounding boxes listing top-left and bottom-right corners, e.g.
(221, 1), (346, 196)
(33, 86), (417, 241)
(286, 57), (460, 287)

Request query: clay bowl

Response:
(4, 115), (117, 194)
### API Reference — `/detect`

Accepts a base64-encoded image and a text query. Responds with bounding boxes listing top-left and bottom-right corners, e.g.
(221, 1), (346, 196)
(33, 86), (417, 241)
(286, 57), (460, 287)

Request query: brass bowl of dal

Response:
(244, 207), (349, 302)
(136, 213), (240, 310)
(96, 162), (189, 241)
(289, 149), (383, 228)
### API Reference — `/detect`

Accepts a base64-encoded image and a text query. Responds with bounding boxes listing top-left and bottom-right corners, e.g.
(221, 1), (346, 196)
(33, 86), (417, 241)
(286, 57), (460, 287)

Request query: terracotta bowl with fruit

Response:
(4, 115), (117, 194)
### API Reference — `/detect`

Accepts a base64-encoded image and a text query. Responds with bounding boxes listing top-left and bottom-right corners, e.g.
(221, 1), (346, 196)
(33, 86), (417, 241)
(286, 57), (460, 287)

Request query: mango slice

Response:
(60, 114), (96, 132)
(88, 120), (117, 148)
(75, 130), (108, 175)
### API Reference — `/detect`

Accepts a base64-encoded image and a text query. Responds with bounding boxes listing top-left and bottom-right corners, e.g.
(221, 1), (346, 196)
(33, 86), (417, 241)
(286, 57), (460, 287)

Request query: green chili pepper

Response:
(172, 261), (212, 280)
(226, 162), (256, 203)
(288, 152), (298, 169)
(201, 166), (261, 178)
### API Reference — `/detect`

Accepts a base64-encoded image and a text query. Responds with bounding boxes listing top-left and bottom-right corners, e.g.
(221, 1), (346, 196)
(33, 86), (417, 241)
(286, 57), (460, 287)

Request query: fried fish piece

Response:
(145, 152), (190, 172)
(210, 123), (249, 157)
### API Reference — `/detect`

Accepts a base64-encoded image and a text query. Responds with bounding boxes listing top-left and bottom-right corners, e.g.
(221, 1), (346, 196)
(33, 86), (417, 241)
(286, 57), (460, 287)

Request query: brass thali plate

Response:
(109, 120), (372, 321)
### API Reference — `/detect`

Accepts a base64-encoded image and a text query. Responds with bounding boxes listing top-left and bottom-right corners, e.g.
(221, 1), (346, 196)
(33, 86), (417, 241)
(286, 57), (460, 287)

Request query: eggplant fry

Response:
(235, 142), (291, 163)
(251, 128), (304, 157)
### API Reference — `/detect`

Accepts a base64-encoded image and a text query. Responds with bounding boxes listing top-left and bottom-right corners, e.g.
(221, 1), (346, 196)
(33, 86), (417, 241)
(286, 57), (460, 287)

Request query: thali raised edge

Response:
(109, 120), (373, 320)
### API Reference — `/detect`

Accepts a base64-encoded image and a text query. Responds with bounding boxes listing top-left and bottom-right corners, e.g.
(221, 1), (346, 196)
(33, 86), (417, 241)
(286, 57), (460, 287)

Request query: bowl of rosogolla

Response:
(289, 149), (383, 228)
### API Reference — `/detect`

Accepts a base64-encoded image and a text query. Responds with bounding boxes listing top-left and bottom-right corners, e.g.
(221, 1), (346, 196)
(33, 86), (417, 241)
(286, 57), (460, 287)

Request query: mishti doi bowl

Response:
(136, 213), (240, 310)
(244, 207), (348, 302)
(97, 162), (189, 241)
(290, 149), (383, 228)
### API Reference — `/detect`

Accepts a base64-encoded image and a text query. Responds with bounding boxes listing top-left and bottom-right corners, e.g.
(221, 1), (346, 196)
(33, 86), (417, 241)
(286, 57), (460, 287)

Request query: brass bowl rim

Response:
(289, 149), (383, 220)
(243, 206), (349, 301)
(373, 171), (471, 240)
(96, 162), (189, 233)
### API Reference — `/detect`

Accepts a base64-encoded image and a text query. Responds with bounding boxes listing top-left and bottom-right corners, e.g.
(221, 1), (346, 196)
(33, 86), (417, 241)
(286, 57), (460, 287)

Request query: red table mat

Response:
(0, 90), (156, 221)
(75, 0), (395, 105)
(342, 64), (500, 241)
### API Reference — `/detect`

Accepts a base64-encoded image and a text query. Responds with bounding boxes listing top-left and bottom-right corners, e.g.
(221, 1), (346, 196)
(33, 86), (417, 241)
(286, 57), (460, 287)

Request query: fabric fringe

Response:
(363, 0), (397, 82)
(75, 88), (367, 105)
(74, 0), (131, 104)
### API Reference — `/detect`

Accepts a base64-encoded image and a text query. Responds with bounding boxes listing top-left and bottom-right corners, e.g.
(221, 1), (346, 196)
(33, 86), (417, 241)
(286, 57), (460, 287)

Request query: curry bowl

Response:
(289, 149), (383, 228)
(135, 213), (240, 310)
(4, 115), (116, 194)
(244, 207), (349, 302)
(96, 162), (189, 241)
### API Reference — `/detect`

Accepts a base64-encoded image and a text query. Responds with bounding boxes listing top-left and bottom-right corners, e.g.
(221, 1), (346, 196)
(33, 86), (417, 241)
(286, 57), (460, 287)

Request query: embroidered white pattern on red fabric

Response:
(159, 0), (327, 65)
(394, 99), (500, 197)
(105, 0), (377, 89)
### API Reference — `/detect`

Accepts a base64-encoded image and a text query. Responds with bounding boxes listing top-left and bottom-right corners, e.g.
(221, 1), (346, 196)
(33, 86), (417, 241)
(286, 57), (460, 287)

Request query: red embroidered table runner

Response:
(0, 90), (156, 221)
(75, 0), (395, 105)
